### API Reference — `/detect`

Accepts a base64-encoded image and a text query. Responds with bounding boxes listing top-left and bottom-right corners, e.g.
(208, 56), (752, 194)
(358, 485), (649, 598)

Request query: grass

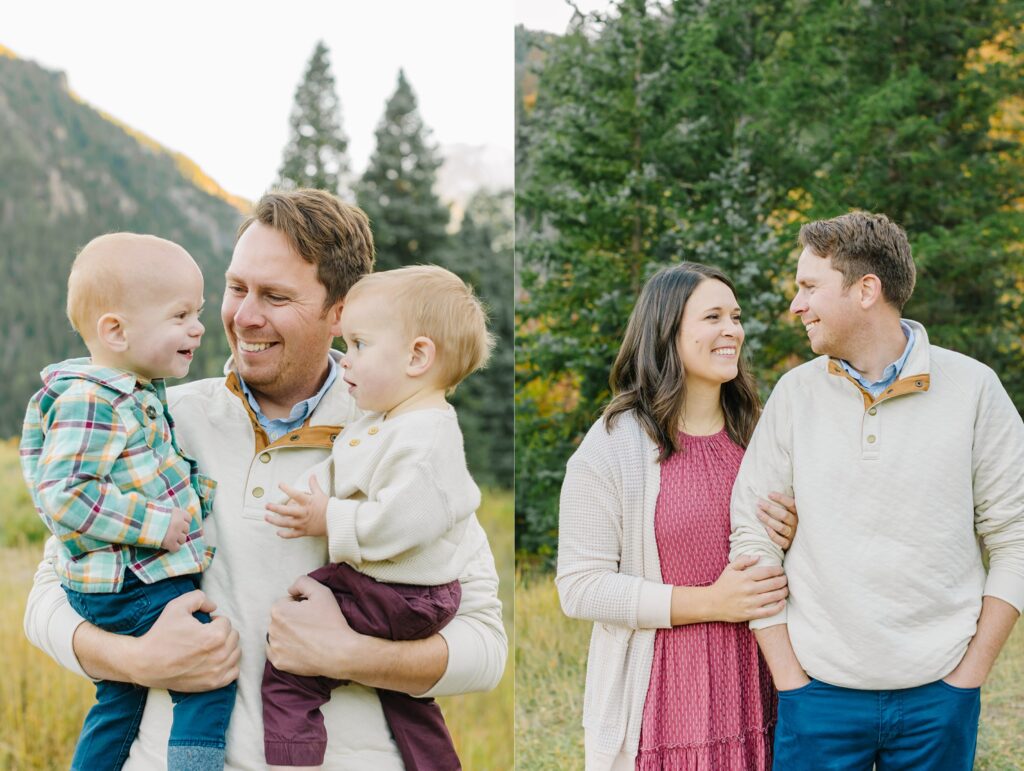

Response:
(441, 488), (514, 769)
(0, 437), (513, 770)
(514, 569), (1024, 771)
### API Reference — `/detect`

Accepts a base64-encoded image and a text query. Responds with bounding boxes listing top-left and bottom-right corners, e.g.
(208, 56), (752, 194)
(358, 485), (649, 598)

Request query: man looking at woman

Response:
(731, 211), (1024, 770)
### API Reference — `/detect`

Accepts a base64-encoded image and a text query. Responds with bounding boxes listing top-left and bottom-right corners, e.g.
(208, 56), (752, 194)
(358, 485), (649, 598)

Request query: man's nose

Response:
(233, 294), (264, 327)
(790, 292), (805, 316)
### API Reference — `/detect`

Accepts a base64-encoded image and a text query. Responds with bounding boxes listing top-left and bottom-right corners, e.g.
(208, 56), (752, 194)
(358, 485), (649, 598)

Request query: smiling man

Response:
(24, 189), (507, 769)
(729, 211), (1024, 770)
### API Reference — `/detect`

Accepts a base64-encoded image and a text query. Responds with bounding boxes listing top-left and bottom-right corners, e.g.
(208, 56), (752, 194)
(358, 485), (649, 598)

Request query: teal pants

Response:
(774, 678), (980, 771)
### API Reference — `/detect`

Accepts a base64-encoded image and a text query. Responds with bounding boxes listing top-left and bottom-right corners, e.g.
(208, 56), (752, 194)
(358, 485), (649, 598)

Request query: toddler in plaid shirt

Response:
(20, 233), (235, 771)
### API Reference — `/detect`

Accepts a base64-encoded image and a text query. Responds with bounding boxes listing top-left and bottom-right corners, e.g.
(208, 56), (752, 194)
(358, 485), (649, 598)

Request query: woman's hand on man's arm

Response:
(671, 555), (788, 626)
(758, 492), (798, 550)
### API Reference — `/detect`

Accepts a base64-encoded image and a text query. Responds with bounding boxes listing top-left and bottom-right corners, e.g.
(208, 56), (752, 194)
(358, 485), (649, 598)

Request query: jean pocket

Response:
(937, 678), (981, 695)
(777, 678), (818, 697)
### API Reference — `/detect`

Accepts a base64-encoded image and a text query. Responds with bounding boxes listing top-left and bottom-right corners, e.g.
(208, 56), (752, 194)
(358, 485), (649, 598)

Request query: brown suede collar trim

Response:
(827, 359), (930, 410)
(224, 372), (343, 453)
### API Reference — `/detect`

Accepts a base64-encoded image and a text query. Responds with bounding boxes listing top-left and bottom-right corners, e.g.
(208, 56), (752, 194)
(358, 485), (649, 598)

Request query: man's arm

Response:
(266, 514), (507, 697)
(965, 367), (1024, 684)
(729, 377), (796, 630)
(944, 596), (1020, 688)
(753, 624), (809, 691)
(25, 536), (240, 691)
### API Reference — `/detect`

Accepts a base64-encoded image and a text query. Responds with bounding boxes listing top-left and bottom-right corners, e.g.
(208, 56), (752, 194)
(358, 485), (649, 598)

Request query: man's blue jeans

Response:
(774, 677), (980, 771)
(65, 571), (236, 771)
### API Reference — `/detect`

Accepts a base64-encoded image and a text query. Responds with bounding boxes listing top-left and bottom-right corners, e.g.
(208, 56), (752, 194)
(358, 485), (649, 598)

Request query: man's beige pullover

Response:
(730, 320), (1024, 690)
(24, 355), (507, 769)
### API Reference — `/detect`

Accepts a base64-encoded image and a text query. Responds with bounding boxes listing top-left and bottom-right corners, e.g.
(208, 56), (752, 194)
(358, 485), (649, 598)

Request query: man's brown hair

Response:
(799, 211), (916, 310)
(237, 189), (375, 310)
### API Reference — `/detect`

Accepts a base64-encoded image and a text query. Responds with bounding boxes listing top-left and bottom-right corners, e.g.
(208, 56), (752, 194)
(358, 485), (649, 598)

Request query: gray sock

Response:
(167, 744), (226, 771)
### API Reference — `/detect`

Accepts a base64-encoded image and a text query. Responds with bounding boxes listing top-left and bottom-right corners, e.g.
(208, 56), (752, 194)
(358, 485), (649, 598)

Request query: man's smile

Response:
(237, 341), (277, 353)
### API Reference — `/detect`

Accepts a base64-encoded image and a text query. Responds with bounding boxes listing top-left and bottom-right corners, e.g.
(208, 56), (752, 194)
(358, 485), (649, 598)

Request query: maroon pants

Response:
(262, 562), (462, 769)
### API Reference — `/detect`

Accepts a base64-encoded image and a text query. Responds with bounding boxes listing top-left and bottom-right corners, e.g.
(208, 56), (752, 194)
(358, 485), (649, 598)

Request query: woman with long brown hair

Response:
(557, 262), (797, 770)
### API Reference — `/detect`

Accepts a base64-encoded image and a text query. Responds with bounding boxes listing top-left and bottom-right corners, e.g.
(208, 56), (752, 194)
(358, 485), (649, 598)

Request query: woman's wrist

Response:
(670, 585), (718, 625)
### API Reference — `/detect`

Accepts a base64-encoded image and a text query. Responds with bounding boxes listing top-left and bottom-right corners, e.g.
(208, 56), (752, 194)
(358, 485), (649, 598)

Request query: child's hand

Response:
(265, 476), (329, 539)
(161, 508), (193, 553)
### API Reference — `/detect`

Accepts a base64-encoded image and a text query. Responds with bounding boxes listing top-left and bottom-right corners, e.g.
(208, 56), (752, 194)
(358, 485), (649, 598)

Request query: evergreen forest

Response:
(515, 1), (1024, 557)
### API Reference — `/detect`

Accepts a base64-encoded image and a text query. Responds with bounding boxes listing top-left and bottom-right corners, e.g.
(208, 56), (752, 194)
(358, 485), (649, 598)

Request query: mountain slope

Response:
(0, 50), (246, 436)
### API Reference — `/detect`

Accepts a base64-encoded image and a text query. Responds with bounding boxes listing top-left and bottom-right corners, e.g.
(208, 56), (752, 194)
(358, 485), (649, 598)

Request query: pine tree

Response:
(357, 70), (450, 270)
(447, 191), (514, 488)
(750, 0), (1024, 400)
(276, 41), (351, 197)
(515, 0), (795, 554)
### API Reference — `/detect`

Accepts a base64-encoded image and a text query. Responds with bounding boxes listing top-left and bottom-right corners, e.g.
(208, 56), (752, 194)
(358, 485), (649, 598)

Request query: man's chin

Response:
(233, 359), (276, 386)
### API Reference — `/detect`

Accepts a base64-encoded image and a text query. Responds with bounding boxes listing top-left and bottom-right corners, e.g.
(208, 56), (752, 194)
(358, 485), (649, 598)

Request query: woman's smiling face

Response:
(676, 278), (745, 390)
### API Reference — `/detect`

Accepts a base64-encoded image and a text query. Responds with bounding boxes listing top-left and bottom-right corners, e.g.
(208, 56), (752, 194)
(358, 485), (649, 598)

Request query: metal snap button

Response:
(349, 438), (360, 447)
(253, 486), (265, 498)
(259, 453), (271, 464)
(868, 408), (877, 416)
(289, 434), (300, 442)
(145, 405), (158, 419)
(867, 435), (876, 444)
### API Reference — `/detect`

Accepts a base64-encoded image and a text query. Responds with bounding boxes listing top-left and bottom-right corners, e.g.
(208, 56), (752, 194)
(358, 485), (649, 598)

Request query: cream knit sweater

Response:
(556, 410), (674, 770)
(730, 320), (1024, 690)
(292, 406), (481, 585)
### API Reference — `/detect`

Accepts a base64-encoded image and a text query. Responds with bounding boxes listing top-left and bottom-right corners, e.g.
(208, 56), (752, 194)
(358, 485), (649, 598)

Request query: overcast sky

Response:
(1, 1), (513, 201)
(515, 0), (615, 33)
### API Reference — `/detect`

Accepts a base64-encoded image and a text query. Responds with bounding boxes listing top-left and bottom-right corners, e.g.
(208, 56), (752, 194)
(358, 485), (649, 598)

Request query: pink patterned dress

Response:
(637, 430), (776, 771)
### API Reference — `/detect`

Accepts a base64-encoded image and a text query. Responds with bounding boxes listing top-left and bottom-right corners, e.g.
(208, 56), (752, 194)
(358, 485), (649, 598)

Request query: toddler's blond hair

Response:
(67, 233), (192, 341)
(347, 265), (494, 391)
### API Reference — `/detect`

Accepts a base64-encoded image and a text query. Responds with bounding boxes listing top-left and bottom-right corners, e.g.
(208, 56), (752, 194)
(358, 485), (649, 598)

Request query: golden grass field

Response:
(0, 439), (513, 770)
(515, 570), (1024, 771)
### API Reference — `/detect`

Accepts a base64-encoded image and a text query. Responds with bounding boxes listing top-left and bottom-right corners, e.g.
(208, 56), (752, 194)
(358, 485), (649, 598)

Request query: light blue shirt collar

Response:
(238, 355), (338, 442)
(839, 321), (915, 398)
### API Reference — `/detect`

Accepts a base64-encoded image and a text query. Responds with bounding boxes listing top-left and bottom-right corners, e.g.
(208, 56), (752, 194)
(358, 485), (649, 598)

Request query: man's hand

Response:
(131, 591), (240, 692)
(265, 575), (361, 678)
(160, 508), (193, 553)
(265, 477), (329, 538)
(942, 595), (1020, 689)
(265, 575), (449, 695)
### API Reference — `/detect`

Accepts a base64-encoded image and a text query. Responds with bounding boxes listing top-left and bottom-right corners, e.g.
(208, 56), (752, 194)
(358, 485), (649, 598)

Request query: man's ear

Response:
(407, 336), (436, 378)
(96, 313), (128, 352)
(859, 274), (884, 309)
(326, 299), (345, 337)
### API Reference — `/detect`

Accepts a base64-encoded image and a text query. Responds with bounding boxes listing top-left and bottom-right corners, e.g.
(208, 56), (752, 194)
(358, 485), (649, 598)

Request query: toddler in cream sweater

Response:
(260, 265), (494, 771)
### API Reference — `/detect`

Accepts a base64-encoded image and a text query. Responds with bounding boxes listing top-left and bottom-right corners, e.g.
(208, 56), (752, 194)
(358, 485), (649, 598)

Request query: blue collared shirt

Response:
(238, 355), (339, 442)
(839, 321), (915, 398)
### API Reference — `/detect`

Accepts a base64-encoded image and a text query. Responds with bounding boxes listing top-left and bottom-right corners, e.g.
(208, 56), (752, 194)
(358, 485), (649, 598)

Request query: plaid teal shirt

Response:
(20, 358), (215, 593)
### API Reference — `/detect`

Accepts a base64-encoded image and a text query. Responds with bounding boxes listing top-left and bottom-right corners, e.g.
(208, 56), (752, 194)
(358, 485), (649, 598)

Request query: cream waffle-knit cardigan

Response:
(556, 409), (675, 771)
